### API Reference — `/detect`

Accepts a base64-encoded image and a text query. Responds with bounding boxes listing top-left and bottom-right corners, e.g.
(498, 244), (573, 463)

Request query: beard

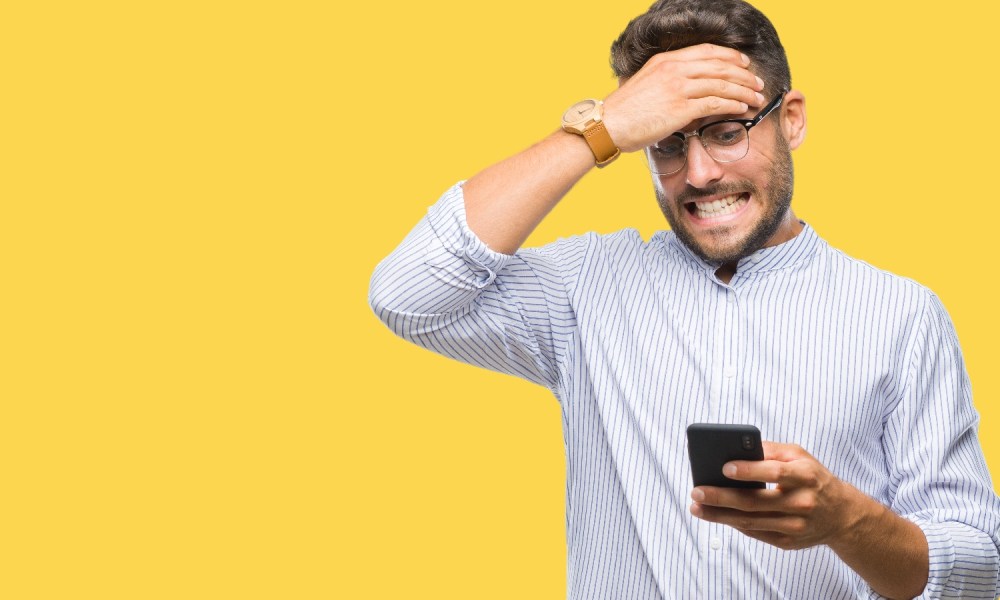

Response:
(655, 137), (795, 265)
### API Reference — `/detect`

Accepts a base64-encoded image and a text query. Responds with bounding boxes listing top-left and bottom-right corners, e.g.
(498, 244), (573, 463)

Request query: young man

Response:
(369, 0), (1000, 597)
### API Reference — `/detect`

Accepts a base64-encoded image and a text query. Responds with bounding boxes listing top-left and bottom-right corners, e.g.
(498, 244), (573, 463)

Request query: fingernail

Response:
(723, 463), (737, 477)
(691, 488), (705, 502)
(741, 53), (750, 65)
(755, 75), (764, 89)
(690, 503), (703, 517)
(756, 92), (766, 105)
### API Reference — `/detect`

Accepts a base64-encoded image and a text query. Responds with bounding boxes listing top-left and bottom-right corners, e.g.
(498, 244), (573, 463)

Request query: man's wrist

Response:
(825, 485), (929, 599)
(826, 483), (883, 553)
(561, 99), (620, 167)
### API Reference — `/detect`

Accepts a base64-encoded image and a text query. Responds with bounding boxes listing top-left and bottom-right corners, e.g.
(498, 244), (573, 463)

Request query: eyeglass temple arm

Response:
(750, 92), (787, 127)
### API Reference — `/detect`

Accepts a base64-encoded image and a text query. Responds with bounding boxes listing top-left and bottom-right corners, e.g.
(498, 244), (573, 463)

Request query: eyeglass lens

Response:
(647, 122), (750, 175)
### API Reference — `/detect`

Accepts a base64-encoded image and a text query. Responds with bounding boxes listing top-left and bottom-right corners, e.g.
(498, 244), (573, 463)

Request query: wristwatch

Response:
(561, 99), (621, 168)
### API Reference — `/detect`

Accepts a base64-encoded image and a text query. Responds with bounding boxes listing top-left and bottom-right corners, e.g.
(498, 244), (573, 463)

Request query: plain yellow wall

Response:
(3, 1), (997, 598)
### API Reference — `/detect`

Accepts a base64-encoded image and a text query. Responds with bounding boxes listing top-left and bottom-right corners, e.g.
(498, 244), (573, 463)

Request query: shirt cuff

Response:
(855, 515), (1000, 599)
(424, 181), (515, 290)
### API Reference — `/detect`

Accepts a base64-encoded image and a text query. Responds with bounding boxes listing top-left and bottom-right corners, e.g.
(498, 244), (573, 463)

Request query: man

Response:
(369, 0), (1000, 597)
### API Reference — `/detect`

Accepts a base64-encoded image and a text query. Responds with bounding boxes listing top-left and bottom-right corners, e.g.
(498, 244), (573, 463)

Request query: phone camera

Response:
(741, 434), (754, 450)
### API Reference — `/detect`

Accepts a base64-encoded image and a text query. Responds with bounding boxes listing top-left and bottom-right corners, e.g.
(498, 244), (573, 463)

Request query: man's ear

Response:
(780, 90), (806, 150)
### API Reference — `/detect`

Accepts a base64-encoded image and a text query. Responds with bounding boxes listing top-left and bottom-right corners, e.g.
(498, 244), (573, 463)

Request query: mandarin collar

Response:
(663, 221), (820, 283)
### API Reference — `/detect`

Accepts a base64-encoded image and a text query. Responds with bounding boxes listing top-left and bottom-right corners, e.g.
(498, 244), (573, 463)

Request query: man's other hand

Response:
(688, 441), (874, 551)
(602, 43), (767, 153)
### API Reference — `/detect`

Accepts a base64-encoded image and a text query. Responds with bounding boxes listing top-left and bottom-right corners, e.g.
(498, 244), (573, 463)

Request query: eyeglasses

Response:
(644, 92), (787, 175)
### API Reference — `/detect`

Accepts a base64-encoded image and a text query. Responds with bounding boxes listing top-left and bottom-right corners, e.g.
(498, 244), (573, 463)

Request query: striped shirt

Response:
(369, 182), (1000, 599)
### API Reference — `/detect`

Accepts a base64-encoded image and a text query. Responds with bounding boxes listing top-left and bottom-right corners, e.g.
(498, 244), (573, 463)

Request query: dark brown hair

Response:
(610, 0), (791, 98)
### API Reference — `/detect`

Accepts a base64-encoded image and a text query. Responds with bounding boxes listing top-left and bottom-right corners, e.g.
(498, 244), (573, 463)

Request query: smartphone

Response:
(687, 423), (765, 489)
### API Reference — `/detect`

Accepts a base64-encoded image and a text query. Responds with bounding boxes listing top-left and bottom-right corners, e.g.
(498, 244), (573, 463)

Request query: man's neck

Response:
(716, 263), (737, 284)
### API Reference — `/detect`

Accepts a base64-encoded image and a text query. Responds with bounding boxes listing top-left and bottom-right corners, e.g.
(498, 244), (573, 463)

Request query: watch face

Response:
(563, 99), (598, 125)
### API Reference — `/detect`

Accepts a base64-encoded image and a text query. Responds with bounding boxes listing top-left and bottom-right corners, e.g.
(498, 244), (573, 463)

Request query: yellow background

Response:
(3, 1), (997, 598)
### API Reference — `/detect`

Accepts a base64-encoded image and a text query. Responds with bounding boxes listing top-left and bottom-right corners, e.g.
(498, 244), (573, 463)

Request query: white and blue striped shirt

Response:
(369, 182), (1000, 599)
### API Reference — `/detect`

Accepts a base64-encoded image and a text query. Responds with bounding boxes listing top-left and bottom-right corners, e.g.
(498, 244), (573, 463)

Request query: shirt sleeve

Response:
(861, 291), (1000, 599)
(368, 181), (585, 394)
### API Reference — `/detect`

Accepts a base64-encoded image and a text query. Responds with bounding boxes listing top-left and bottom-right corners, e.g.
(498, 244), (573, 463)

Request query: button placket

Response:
(722, 289), (739, 398)
(705, 523), (728, 597)
(715, 286), (743, 442)
(708, 283), (727, 422)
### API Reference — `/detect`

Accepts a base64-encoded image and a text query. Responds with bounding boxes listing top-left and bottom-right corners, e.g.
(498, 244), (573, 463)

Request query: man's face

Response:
(652, 108), (796, 265)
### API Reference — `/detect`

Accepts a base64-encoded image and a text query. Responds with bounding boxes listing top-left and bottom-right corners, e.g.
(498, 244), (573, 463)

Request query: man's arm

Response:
(371, 44), (765, 380)
(827, 490), (930, 600)
(690, 292), (1000, 599)
(461, 43), (766, 254)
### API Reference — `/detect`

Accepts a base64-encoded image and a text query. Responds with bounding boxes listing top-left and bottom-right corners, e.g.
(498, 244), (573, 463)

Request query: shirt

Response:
(368, 182), (1000, 599)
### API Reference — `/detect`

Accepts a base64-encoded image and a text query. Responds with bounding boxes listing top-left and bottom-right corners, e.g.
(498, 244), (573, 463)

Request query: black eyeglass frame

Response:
(646, 90), (788, 175)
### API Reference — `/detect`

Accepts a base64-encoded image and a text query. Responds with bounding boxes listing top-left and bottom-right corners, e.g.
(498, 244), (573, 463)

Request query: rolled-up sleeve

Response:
(865, 291), (1000, 599)
(368, 181), (586, 393)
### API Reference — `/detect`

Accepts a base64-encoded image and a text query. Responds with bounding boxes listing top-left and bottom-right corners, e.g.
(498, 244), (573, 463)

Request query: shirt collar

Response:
(663, 221), (820, 281)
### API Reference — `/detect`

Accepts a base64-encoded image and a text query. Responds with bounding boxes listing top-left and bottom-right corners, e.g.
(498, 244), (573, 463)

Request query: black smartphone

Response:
(687, 423), (766, 489)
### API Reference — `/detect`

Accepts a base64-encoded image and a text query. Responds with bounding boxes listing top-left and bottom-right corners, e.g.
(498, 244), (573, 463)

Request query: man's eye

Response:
(705, 126), (746, 146)
(652, 143), (683, 158)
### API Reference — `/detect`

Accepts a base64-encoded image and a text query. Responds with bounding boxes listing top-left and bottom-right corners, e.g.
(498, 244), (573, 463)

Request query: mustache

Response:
(677, 182), (759, 204)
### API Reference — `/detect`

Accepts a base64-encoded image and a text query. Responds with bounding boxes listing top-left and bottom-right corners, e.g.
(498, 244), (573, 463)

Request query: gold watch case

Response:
(561, 99), (604, 134)
(561, 98), (620, 167)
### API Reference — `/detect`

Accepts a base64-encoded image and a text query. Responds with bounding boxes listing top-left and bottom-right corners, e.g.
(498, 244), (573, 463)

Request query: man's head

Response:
(610, 0), (804, 266)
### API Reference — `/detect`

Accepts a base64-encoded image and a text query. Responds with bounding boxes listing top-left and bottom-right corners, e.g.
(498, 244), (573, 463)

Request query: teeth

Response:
(694, 194), (741, 213)
(694, 194), (747, 219)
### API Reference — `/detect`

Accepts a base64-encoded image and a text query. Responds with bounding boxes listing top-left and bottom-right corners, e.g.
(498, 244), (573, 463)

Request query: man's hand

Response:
(602, 43), (767, 153)
(690, 441), (929, 600)
(689, 441), (862, 550)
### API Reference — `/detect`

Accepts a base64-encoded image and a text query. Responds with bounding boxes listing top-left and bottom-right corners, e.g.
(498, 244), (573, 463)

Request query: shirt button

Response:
(710, 536), (722, 550)
(727, 293), (735, 303)
(724, 365), (736, 378)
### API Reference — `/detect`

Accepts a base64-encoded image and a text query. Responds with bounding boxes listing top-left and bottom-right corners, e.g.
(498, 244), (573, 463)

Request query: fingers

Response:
(691, 502), (815, 547)
(693, 486), (783, 512)
(639, 44), (761, 94)
(762, 441), (811, 461)
(723, 458), (819, 487)
(720, 442), (817, 486)
(682, 78), (766, 110)
(679, 59), (764, 93)
(670, 55), (765, 116)
(690, 503), (809, 537)
(654, 46), (763, 98)
(658, 43), (750, 67)
(692, 486), (818, 516)
(682, 97), (747, 119)
(735, 528), (802, 551)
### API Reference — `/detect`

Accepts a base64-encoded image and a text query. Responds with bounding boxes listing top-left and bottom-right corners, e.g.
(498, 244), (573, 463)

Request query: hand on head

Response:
(602, 43), (766, 153)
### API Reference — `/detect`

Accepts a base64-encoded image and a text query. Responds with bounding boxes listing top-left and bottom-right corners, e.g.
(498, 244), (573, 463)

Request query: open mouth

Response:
(684, 192), (750, 220)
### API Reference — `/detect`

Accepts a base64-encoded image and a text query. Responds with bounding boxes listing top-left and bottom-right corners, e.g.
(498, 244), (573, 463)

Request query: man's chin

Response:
(690, 243), (752, 265)
(677, 226), (755, 264)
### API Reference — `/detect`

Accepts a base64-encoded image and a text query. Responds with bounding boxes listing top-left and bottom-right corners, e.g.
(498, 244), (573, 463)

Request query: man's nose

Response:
(684, 139), (724, 188)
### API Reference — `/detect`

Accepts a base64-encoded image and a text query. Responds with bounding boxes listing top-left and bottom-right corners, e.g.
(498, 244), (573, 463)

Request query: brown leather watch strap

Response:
(583, 121), (621, 167)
